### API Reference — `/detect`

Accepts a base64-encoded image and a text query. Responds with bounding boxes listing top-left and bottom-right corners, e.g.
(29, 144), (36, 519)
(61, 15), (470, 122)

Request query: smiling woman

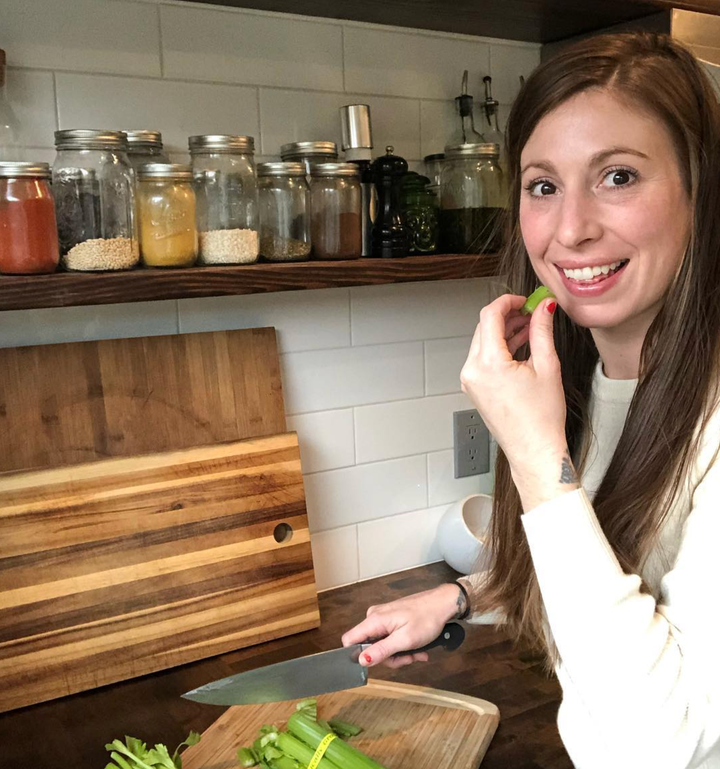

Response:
(343, 32), (720, 769)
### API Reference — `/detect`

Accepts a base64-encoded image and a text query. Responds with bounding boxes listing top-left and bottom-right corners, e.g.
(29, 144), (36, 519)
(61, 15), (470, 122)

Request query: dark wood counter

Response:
(0, 561), (572, 768)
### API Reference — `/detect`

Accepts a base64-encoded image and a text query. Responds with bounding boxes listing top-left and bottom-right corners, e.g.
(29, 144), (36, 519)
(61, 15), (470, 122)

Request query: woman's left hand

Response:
(460, 293), (578, 510)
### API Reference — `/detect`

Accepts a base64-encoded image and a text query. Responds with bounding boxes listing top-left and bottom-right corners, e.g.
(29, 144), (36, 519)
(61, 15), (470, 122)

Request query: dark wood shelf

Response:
(0, 253), (502, 312)
(186, 0), (720, 44)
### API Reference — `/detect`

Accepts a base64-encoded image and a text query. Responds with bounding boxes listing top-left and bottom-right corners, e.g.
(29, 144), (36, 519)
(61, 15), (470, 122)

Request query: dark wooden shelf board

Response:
(0, 253), (502, 312)
(181, 0), (720, 43)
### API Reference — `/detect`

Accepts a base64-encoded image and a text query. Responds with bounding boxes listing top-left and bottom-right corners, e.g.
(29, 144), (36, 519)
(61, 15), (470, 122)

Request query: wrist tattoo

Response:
(559, 453), (578, 484)
(454, 581), (470, 620)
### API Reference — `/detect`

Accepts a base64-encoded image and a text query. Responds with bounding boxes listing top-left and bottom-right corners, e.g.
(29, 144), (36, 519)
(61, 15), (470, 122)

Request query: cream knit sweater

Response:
(460, 362), (720, 769)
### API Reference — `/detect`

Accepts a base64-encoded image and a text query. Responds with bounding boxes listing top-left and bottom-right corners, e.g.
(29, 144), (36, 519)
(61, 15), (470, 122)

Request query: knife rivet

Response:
(444, 632), (450, 640)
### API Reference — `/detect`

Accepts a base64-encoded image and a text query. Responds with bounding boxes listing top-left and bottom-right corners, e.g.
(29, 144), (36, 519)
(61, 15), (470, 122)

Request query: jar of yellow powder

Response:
(137, 163), (198, 268)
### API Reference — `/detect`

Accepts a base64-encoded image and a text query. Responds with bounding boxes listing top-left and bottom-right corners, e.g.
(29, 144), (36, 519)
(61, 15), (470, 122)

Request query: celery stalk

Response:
(276, 732), (338, 769)
(238, 747), (258, 767)
(520, 285), (555, 315)
(328, 719), (362, 738)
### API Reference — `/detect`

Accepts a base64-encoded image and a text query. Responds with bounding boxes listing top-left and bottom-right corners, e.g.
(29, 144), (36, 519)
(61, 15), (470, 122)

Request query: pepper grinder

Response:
(371, 145), (408, 258)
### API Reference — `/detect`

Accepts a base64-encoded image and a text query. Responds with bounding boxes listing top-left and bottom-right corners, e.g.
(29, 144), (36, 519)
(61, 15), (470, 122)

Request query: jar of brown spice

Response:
(309, 163), (361, 260)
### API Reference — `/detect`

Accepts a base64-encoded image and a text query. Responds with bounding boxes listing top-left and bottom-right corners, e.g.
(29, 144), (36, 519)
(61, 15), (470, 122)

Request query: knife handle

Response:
(404, 622), (465, 655)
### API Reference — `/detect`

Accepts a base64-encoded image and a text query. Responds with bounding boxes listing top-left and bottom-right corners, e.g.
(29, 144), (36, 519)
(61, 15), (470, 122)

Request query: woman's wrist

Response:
(437, 582), (470, 621)
(510, 445), (580, 511)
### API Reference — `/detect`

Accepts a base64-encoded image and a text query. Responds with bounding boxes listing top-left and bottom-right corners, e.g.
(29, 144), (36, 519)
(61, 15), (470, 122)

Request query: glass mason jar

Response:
(400, 171), (438, 255)
(280, 141), (338, 178)
(0, 161), (59, 274)
(136, 163), (198, 268)
(439, 143), (506, 254)
(189, 134), (259, 265)
(309, 163), (361, 260)
(53, 129), (139, 271)
(257, 162), (311, 263)
(125, 130), (169, 172)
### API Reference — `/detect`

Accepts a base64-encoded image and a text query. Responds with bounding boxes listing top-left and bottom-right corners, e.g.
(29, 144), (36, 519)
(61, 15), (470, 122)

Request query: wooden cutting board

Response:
(182, 680), (499, 769)
(0, 327), (285, 474)
(0, 433), (319, 713)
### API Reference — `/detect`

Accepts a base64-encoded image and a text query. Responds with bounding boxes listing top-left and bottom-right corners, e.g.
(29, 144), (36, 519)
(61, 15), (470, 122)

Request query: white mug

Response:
(436, 493), (493, 575)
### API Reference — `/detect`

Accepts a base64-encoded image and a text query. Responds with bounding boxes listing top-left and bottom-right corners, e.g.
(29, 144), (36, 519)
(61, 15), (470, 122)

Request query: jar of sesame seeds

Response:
(189, 134), (259, 265)
(52, 129), (139, 271)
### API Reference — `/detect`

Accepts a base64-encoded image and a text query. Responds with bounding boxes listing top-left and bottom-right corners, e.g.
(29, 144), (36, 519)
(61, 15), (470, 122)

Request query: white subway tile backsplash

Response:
(303, 455), (427, 531)
(427, 450), (493, 507)
(311, 525), (359, 590)
(281, 342), (424, 414)
(287, 409), (355, 474)
(489, 43), (541, 103)
(0, 0), (161, 76)
(161, 4), (343, 91)
(425, 336), (472, 395)
(55, 74), (259, 154)
(354, 393), (470, 463)
(259, 89), (421, 160)
(178, 289), (350, 354)
(351, 279), (488, 346)
(344, 26), (490, 99)
(5, 69), (56, 149)
(0, 301), (178, 349)
(357, 505), (445, 579)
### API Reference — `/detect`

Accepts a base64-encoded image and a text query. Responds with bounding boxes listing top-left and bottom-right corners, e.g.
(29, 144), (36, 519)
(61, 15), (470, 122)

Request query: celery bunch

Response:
(104, 731), (200, 769)
(237, 698), (384, 769)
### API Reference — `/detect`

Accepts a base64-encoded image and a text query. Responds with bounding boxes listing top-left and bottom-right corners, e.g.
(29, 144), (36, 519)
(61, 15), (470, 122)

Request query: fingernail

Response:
(547, 301), (557, 315)
(362, 653), (373, 665)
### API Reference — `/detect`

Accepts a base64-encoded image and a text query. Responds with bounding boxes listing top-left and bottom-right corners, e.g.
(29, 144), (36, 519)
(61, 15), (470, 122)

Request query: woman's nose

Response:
(555, 191), (603, 249)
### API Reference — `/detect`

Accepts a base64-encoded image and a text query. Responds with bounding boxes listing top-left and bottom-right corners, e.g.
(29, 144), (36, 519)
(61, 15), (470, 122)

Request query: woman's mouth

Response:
(555, 259), (629, 297)
(560, 259), (629, 284)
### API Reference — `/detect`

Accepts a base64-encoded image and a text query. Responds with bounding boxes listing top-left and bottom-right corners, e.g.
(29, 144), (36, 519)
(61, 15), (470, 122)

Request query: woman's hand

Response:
(340, 584), (462, 669)
(460, 294), (578, 510)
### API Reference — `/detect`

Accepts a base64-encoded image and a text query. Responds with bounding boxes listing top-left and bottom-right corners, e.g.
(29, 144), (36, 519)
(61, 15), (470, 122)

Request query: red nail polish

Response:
(547, 301), (557, 315)
(363, 653), (373, 664)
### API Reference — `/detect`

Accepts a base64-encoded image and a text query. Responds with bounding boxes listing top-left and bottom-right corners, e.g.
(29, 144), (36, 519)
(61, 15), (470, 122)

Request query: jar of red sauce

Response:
(0, 161), (60, 274)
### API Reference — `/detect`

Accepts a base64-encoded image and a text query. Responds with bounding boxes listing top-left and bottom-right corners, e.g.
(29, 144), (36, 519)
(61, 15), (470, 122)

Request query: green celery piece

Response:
(145, 744), (176, 769)
(328, 719), (362, 738)
(295, 698), (317, 712)
(108, 754), (135, 769)
(260, 724), (280, 735)
(520, 285), (555, 315)
(264, 746), (283, 760)
(106, 739), (155, 769)
(269, 756), (300, 769)
(238, 747), (259, 767)
(276, 732), (338, 769)
(287, 712), (388, 769)
(173, 731), (201, 766)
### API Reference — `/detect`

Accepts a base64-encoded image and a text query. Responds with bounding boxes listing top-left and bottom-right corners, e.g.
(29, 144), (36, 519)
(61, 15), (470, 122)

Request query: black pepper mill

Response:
(371, 145), (408, 258)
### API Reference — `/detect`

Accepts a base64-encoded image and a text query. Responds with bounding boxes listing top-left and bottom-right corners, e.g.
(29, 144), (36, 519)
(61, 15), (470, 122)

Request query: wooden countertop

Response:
(0, 561), (572, 768)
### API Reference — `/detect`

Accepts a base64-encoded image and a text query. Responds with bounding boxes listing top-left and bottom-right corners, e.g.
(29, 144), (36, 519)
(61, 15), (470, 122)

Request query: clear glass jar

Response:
(309, 163), (361, 260)
(125, 130), (169, 172)
(423, 153), (444, 187)
(190, 134), (259, 265)
(53, 129), (138, 271)
(0, 161), (59, 274)
(257, 162), (311, 263)
(439, 142), (506, 254)
(137, 163), (197, 268)
(280, 141), (338, 178)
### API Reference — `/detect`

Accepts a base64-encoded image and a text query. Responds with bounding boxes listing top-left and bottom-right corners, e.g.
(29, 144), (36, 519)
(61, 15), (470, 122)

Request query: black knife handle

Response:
(404, 622), (465, 655)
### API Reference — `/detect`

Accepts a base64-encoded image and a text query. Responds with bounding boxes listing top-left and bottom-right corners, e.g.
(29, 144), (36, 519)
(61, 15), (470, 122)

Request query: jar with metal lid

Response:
(189, 134), (259, 265)
(439, 142), (506, 254)
(309, 163), (361, 260)
(257, 162), (311, 263)
(125, 130), (170, 171)
(53, 129), (138, 271)
(280, 141), (338, 178)
(137, 163), (197, 268)
(0, 161), (59, 274)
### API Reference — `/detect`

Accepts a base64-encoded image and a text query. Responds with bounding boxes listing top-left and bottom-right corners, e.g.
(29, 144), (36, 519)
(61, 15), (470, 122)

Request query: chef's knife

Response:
(182, 622), (465, 706)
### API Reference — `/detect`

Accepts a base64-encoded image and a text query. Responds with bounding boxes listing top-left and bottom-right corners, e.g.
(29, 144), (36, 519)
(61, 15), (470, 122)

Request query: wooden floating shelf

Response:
(0, 253), (502, 312)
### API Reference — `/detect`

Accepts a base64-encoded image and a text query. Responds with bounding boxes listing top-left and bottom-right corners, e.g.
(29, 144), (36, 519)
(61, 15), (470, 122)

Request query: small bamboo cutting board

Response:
(0, 433), (319, 713)
(182, 680), (500, 769)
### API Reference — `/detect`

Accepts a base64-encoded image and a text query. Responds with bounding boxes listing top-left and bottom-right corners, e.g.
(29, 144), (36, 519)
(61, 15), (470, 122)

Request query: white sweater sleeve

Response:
(522, 474), (720, 769)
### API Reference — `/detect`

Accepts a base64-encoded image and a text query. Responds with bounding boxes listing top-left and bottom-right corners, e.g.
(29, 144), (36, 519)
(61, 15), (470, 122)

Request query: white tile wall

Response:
(0, 0), (535, 590)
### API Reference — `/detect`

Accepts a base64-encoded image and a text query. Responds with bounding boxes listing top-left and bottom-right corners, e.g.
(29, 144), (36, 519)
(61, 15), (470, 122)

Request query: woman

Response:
(342, 33), (720, 769)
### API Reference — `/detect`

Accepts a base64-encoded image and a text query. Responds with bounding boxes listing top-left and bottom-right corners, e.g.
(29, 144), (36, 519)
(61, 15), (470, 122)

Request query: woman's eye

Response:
(601, 169), (637, 188)
(528, 180), (557, 196)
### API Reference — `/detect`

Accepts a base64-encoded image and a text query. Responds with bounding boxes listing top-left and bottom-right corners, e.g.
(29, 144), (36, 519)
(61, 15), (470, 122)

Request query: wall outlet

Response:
(453, 409), (490, 478)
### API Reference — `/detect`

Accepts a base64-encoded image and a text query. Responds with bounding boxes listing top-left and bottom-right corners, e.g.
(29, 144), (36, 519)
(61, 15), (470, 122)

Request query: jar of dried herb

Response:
(257, 162), (311, 262)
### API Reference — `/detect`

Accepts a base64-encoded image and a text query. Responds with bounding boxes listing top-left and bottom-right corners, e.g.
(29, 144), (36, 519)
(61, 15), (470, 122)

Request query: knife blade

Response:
(182, 622), (465, 706)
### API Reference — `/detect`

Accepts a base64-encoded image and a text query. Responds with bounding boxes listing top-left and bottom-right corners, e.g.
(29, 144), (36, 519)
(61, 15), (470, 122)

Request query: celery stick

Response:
(520, 285), (555, 315)
(276, 732), (338, 769)
(287, 712), (388, 769)
(238, 747), (259, 767)
(328, 719), (362, 738)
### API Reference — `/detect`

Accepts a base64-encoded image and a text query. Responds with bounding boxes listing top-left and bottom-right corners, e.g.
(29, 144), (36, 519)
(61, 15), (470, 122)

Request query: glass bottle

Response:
(125, 130), (170, 172)
(53, 129), (139, 271)
(448, 70), (484, 147)
(309, 163), (361, 260)
(190, 134), (259, 265)
(137, 163), (197, 268)
(257, 162), (311, 262)
(400, 172), (438, 255)
(280, 141), (338, 179)
(0, 50), (21, 162)
(481, 76), (507, 172)
(439, 143), (506, 254)
(0, 161), (59, 274)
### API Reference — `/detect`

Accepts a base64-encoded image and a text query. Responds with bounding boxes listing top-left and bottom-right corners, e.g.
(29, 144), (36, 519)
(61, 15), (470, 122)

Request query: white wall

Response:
(0, 0), (538, 590)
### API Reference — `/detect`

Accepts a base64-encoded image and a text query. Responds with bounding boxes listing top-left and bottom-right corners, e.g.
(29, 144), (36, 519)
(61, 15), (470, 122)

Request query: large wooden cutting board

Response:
(0, 327), (285, 474)
(0, 433), (319, 713)
(182, 680), (500, 769)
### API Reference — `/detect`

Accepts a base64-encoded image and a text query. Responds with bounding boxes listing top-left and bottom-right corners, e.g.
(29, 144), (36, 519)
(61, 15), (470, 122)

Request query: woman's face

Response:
(519, 89), (692, 331)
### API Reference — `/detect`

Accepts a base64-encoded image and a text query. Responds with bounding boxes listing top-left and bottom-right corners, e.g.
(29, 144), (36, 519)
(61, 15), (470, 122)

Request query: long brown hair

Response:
(480, 33), (720, 654)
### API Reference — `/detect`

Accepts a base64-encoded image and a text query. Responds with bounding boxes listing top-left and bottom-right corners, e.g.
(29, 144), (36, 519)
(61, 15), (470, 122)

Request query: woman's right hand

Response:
(340, 583), (465, 669)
